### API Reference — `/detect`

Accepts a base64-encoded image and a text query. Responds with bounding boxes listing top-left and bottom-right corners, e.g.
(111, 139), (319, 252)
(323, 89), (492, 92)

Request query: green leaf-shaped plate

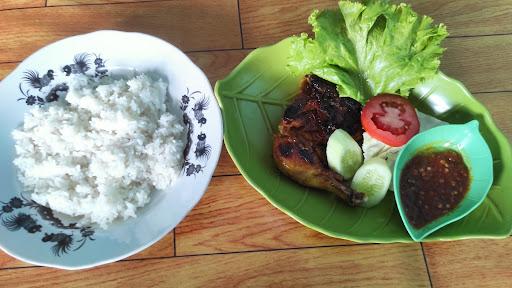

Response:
(215, 37), (512, 242)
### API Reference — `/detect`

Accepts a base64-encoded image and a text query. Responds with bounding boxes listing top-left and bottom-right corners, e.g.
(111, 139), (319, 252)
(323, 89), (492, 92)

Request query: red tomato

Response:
(361, 94), (419, 147)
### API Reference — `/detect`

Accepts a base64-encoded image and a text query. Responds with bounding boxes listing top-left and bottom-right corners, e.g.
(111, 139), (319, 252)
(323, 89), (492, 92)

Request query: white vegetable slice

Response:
(350, 157), (392, 208)
(326, 129), (363, 179)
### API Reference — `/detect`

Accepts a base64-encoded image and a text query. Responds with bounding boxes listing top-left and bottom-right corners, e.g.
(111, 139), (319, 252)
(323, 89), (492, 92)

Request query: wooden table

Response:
(0, 0), (511, 287)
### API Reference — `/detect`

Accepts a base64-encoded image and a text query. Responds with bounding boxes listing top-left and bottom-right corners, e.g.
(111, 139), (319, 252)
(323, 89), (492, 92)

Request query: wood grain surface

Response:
(0, 0), (511, 286)
(0, 0), (241, 63)
(176, 176), (353, 256)
(0, 63), (18, 79)
(423, 238), (512, 287)
(48, 0), (149, 6)
(213, 146), (240, 176)
(0, 231), (174, 269)
(0, 0), (44, 10)
(474, 92), (512, 142)
(0, 244), (429, 288)
(188, 50), (250, 86)
(442, 35), (512, 93)
(239, 0), (512, 48)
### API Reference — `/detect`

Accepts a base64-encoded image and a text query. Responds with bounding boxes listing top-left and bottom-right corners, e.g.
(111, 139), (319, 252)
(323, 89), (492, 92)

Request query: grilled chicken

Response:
(273, 75), (366, 206)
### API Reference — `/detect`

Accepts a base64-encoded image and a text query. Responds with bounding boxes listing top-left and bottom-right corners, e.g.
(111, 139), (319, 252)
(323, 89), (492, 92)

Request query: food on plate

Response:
(12, 73), (186, 228)
(273, 75), (366, 206)
(362, 111), (448, 163)
(399, 148), (470, 228)
(351, 157), (392, 208)
(326, 129), (362, 179)
(362, 111), (448, 192)
(362, 132), (402, 167)
(272, 0), (449, 208)
(361, 94), (420, 147)
(288, 0), (448, 103)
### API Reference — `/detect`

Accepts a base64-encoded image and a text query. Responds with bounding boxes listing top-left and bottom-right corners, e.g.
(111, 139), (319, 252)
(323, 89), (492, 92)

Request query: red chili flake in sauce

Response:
(399, 148), (470, 229)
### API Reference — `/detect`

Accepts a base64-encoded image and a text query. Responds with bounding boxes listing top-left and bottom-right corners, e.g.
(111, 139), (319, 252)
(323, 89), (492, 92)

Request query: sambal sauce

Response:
(399, 148), (470, 228)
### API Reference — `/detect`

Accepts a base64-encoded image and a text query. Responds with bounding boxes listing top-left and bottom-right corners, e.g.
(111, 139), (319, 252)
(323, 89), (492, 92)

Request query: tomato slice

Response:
(361, 94), (419, 147)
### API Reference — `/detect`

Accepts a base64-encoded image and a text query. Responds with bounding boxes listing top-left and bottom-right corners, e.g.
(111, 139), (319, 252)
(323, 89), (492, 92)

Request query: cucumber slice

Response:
(326, 129), (363, 179)
(350, 157), (392, 208)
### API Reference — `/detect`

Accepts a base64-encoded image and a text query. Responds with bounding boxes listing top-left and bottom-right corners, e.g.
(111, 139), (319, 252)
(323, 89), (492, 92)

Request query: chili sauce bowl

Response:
(393, 120), (493, 241)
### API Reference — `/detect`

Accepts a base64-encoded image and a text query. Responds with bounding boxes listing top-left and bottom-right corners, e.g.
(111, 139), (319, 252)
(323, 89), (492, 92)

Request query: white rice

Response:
(12, 73), (186, 228)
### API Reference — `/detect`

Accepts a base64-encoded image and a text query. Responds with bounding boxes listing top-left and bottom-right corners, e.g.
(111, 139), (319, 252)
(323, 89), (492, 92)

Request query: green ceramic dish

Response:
(215, 37), (512, 242)
(394, 120), (494, 241)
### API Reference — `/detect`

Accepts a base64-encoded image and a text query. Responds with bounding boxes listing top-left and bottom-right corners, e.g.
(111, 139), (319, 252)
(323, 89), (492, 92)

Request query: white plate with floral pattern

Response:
(0, 30), (222, 270)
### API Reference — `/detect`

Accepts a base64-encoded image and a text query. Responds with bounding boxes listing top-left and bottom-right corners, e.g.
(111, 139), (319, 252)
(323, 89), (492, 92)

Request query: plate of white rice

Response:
(0, 30), (223, 270)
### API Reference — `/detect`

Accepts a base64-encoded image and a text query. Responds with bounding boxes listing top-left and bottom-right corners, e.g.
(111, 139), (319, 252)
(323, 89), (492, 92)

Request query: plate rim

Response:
(0, 30), (224, 270)
(215, 38), (512, 243)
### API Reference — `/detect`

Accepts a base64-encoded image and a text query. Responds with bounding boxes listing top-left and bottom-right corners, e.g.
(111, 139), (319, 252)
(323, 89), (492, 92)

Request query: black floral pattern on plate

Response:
(17, 53), (108, 107)
(180, 88), (212, 176)
(1, 196), (95, 257)
(9, 53), (213, 257)
(8, 52), (108, 256)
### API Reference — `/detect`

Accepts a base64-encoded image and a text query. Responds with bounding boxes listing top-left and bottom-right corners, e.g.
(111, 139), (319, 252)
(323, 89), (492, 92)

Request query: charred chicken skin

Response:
(273, 75), (366, 206)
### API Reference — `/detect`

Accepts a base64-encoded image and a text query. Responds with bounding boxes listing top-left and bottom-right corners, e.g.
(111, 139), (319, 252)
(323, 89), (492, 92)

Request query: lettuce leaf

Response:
(288, 0), (448, 103)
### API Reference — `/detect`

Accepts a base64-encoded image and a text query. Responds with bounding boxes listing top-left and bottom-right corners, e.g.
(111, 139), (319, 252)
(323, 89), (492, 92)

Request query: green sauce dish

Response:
(394, 120), (494, 241)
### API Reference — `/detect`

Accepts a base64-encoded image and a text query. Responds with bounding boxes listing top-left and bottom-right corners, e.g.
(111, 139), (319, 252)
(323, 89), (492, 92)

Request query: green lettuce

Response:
(288, 0), (448, 103)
